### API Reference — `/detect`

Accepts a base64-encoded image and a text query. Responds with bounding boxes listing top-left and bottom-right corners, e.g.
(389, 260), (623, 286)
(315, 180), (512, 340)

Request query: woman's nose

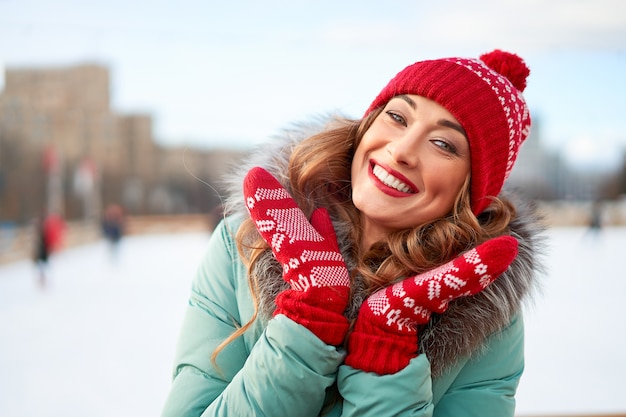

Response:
(386, 131), (422, 167)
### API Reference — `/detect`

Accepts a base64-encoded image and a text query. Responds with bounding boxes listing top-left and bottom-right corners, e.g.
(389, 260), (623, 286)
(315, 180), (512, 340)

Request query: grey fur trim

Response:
(418, 197), (547, 376)
(220, 117), (546, 378)
(221, 116), (340, 219)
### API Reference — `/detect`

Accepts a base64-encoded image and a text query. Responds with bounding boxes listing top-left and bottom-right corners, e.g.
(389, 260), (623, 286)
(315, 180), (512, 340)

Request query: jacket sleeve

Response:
(338, 355), (434, 416)
(337, 315), (524, 417)
(161, 218), (345, 417)
(432, 315), (524, 417)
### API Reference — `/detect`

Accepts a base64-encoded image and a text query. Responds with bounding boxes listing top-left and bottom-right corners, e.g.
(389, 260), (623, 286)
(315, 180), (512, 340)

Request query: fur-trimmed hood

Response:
(221, 117), (546, 378)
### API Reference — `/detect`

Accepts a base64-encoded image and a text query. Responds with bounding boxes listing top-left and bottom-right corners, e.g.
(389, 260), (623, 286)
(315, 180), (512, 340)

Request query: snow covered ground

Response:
(1, 227), (625, 416)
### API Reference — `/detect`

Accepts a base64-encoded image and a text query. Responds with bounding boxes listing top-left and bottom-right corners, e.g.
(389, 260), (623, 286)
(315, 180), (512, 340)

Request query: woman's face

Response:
(351, 94), (471, 246)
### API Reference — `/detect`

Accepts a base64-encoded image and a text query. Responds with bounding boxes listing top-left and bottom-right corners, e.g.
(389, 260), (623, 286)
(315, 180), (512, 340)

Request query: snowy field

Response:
(1, 227), (625, 416)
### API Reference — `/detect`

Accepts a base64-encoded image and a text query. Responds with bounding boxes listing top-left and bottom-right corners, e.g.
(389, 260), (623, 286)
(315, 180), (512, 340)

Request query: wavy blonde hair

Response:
(212, 108), (516, 363)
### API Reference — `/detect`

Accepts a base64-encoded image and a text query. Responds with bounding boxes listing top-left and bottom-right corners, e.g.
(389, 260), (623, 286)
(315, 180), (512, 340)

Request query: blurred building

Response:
(506, 116), (620, 202)
(0, 63), (244, 223)
(506, 117), (560, 200)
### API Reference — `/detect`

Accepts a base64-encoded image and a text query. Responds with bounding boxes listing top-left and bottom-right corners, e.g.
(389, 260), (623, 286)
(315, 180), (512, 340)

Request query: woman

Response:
(161, 49), (544, 416)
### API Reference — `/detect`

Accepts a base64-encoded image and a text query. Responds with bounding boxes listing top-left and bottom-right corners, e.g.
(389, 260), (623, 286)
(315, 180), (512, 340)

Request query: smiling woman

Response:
(161, 49), (546, 417)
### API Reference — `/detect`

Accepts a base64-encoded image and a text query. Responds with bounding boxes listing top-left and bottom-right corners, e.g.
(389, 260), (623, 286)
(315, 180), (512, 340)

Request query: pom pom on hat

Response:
(479, 49), (530, 92)
(365, 49), (532, 215)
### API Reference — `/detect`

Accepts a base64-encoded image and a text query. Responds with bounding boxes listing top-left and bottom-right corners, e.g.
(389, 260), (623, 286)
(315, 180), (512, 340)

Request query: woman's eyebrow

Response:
(397, 94), (466, 137)
(438, 119), (467, 137)
(397, 94), (416, 109)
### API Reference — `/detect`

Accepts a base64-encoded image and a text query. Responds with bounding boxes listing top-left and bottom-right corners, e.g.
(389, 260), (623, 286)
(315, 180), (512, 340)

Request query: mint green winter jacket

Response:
(161, 214), (539, 417)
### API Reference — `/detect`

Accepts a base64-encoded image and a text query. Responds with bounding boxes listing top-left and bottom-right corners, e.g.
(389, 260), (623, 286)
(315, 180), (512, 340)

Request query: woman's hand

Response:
(244, 167), (351, 345)
(345, 236), (519, 374)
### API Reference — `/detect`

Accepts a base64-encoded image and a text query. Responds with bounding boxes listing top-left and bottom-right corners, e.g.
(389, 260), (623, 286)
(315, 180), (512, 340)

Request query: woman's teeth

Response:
(372, 164), (412, 193)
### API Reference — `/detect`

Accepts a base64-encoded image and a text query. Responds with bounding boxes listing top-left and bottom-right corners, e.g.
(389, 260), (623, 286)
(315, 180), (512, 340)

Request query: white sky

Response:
(1, 0), (626, 167)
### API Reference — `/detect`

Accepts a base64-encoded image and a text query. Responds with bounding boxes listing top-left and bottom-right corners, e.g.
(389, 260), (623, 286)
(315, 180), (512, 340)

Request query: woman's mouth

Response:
(371, 163), (417, 194)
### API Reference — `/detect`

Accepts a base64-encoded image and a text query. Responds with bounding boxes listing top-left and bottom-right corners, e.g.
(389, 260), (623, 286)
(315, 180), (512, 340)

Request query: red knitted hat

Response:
(364, 50), (531, 215)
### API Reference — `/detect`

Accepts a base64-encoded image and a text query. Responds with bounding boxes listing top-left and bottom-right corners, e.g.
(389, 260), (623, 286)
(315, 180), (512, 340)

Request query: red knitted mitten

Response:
(244, 167), (351, 345)
(345, 236), (519, 374)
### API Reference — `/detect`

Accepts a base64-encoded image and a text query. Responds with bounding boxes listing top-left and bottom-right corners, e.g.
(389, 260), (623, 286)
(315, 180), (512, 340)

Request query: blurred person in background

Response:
(33, 212), (65, 287)
(102, 203), (125, 259)
(587, 199), (604, 237)
(162, 49), (545, 416)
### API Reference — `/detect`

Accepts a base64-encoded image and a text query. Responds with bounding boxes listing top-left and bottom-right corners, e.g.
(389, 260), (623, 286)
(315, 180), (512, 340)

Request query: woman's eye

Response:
(386, 111), (406, 126)
(432, 139), (458, 154)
